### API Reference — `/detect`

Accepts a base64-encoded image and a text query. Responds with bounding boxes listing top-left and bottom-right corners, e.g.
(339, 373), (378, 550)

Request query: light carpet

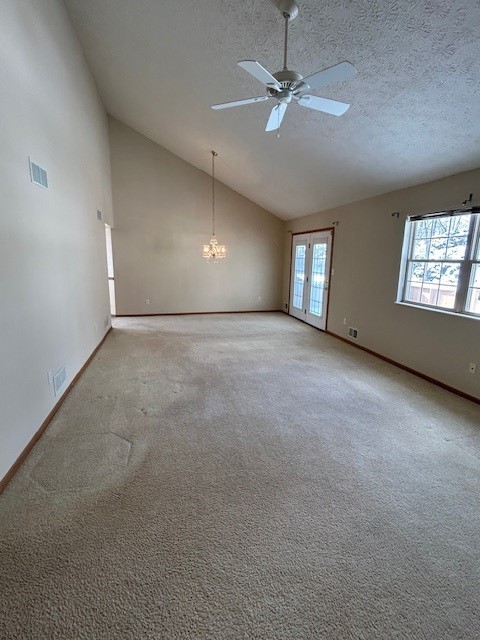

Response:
(1, 313), (479, 639)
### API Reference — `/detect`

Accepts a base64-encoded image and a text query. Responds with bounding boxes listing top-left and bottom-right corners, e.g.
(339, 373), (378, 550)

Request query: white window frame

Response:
(397, 207), (480, 318)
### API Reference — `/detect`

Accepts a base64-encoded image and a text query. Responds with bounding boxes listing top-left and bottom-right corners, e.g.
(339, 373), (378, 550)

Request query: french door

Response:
(289, 230), (332, 330)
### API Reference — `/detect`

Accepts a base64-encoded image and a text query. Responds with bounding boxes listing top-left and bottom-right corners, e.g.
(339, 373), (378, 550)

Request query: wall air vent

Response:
(348, 327), (358, 339)
(29, 158), (48, 189)
(53, 365), (67, 396)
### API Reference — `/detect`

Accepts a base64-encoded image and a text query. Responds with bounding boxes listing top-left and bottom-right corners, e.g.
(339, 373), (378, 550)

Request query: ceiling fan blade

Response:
(300, 61), (356, 92)
(265, 103), (287, 131)
(238, 60), (281, 90)
(297, 95), (350, 116)
(211, 96), (271, 110)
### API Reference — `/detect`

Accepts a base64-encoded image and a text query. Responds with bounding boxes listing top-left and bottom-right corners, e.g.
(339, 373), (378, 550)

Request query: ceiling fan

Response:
(211, 0), (357, 133)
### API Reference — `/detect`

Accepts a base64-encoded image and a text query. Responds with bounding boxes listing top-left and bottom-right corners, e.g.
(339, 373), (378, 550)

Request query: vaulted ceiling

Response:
(64, 0), (480, 219)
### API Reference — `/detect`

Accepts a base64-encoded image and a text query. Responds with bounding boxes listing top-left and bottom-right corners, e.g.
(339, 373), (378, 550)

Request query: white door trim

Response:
(289, 229), (333, 331)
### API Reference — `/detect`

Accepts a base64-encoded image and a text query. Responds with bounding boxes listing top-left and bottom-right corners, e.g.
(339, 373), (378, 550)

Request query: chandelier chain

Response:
(211, 150), (217, 237)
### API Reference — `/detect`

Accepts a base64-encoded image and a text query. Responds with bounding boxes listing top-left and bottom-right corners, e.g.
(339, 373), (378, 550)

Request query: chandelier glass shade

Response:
(202, 150), (227, 262)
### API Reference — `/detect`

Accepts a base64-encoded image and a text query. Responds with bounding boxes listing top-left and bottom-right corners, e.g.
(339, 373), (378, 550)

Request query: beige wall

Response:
(283, 168), (480, 399)
(109, 118), (284, 314)
(0, 0), (113, 479)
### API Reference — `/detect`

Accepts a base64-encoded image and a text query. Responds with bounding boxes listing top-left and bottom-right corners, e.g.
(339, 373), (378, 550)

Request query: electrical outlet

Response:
(257, 296), (262, 302)
(468, 362), (477, 374)
(343, 317), (347, 325)
(145, 298), (150, 305)
(94, 322), (98, 332)
(285, 303), (288, 310)
(47, 370), (53, 385)
(348, 327), (358, 339)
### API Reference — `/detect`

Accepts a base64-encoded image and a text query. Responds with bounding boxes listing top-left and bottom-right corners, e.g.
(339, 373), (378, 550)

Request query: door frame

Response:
(287, 226), (335, 331)
(104, 223), (116, 316)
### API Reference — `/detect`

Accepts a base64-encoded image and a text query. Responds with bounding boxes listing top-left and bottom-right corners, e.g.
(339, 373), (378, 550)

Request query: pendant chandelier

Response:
(202, 150), (227, 262)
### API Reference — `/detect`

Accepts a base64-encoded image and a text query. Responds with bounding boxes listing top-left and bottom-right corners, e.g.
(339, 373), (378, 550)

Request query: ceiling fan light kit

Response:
(211, 0), (356, 132)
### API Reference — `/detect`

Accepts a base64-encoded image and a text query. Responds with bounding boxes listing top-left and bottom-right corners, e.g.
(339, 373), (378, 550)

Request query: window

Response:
(398, 208), (480, 317)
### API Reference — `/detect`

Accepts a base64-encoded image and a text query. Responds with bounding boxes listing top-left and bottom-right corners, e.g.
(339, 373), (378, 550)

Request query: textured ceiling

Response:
(64, 0), (480, 219)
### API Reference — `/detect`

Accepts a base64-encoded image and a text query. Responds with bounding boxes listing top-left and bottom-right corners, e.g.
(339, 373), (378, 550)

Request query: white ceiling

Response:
(64, 0), (480, 219)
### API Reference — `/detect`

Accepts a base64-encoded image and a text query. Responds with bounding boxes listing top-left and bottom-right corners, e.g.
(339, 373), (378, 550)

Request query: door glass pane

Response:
(293, 244), (306, 309)
(309, 242), (327, 316)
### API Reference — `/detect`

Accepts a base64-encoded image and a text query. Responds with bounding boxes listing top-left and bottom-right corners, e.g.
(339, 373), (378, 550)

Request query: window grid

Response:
(309, 243), (326, 316)
(401, 213), (480, 317)
(465, 219), (480, 314)
(293, 244), (306, 310)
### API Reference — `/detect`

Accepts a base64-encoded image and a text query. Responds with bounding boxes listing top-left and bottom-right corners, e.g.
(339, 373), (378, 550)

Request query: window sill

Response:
(395, 300), (480, 321)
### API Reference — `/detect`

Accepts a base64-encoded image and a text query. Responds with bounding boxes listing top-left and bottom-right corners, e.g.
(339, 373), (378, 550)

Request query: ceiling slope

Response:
(64, 0), (480, 219)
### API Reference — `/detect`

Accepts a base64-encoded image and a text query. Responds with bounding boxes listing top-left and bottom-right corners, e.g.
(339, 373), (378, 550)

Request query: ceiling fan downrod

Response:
(283, 13), (289, 70)
(279, 0), (298, 70)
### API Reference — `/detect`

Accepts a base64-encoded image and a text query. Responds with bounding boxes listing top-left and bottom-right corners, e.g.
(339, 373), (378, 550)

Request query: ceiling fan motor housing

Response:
(268, 69), (306, 102)
(273, 69), (303, 87)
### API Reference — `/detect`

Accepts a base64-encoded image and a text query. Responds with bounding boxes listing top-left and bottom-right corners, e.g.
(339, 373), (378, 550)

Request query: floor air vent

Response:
(348, 327), (358, 339)
(53, 365), (67, 396)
